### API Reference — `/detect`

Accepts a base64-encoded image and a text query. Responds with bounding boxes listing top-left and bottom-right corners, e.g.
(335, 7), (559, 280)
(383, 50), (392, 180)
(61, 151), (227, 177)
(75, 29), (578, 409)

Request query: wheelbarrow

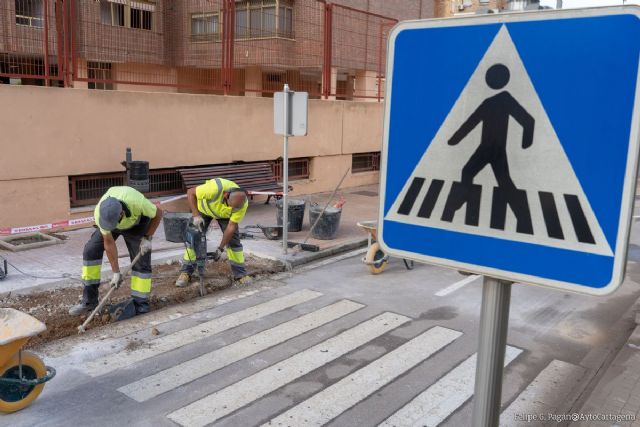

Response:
(0, 308), (56, 413)
(357, 220), (414, 274)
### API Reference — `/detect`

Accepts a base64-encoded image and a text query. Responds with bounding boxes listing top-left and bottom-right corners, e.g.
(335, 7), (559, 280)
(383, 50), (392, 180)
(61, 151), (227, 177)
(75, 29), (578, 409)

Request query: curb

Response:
(246, 238), (369, 271)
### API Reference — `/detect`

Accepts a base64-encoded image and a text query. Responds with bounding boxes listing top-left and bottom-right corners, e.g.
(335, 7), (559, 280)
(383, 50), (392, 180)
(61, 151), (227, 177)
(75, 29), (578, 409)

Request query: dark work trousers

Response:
(180, 215), (246, 279)
(80, 216), (152, 314)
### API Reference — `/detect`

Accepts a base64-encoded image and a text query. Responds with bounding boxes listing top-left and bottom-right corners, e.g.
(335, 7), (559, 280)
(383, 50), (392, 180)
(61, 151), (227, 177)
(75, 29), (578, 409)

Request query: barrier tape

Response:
(0, 190), (281, 236)
(0, 194), (188, 236)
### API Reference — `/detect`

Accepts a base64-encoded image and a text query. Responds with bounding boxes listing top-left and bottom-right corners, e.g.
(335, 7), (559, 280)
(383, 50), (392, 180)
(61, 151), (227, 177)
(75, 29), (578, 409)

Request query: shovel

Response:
(77, 251), (143, 334)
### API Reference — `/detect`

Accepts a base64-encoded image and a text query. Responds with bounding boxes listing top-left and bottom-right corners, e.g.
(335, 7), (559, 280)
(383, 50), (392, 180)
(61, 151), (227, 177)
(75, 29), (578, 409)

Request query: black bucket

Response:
(127, 160), (150, 193)
(163, 212), (192, 243)
(276, 199), (305, 232)
(309, 206), (342, 240)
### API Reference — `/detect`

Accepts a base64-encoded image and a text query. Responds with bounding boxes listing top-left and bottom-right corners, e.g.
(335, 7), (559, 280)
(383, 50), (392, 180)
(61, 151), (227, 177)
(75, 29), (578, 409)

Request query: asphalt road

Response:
(5, 219), (640, 427)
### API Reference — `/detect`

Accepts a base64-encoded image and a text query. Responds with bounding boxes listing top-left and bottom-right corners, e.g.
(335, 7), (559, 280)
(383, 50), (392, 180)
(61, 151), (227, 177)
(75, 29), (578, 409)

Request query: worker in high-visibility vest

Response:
(69, 186), (162, 316)
(176, 178), (250, 287)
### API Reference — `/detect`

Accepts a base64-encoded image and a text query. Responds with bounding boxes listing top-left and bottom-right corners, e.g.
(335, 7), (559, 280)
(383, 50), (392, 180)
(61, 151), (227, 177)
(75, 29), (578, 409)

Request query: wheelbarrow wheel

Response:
(0, 351), (46, 413)
(365, 243), (388, 274)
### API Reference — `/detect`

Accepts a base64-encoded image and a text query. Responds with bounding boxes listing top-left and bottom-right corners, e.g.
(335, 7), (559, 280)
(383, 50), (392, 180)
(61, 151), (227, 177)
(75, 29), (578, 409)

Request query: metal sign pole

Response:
(282, 84), (290, 254)
(472, 276), (512, 427)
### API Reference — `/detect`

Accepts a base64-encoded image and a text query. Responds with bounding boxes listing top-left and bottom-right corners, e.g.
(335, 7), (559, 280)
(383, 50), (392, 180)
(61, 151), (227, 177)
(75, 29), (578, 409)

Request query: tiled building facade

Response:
(1, 0), (442, 97)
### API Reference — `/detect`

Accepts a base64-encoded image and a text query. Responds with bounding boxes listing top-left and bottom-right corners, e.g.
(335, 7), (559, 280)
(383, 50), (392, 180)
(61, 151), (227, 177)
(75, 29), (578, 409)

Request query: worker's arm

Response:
(145, 209), (163, 238)
(218, 221), (238, 250)
(187, 187), (200, 218)
(103, 233), (120, 273)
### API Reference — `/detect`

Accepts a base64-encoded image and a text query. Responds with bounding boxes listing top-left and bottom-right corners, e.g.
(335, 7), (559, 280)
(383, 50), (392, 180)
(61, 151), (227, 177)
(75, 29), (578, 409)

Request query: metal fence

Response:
(0, 0), (66, 86)
(0, 0), (395, 100)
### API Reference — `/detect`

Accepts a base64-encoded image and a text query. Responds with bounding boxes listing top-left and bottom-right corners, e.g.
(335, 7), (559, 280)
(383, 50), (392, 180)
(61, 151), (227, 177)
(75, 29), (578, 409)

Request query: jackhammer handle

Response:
(78, 251), (144, 334)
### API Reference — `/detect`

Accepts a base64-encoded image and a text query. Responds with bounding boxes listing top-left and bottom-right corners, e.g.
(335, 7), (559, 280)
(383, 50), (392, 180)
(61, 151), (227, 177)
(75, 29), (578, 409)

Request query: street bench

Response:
(178, 162), (289, 204)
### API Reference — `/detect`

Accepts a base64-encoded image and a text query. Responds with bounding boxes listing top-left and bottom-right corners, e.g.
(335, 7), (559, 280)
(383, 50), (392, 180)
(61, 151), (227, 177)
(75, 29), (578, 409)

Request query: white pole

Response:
(283, 84), (290, 254)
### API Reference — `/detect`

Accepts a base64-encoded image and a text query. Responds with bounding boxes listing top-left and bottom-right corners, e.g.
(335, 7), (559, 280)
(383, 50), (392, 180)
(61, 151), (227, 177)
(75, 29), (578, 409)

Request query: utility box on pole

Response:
(274, 91), (309, 137)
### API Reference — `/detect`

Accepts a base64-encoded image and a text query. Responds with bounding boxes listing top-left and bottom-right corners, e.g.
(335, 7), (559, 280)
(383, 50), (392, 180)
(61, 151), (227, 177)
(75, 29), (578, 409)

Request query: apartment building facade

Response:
(1, 0), (441, 98)
(1, 1), (449, 228)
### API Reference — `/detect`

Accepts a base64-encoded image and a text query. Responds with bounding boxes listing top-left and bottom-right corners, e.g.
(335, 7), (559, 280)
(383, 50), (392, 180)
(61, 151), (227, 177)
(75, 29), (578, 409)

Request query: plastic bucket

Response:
(276, 199), (306, 232)
(162, 212), (192, 243)
(309, 206), (342, 240)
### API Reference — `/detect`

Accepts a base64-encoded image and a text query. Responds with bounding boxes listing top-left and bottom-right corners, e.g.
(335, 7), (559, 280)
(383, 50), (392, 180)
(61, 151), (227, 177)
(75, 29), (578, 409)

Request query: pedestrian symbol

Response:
(386, 26), (611, 256)
(379, 10), (640, 294)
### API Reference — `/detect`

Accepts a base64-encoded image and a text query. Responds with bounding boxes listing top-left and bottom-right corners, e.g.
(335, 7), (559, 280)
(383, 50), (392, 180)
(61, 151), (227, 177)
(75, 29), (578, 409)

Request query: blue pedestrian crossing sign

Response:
(379, 7), (640, 295)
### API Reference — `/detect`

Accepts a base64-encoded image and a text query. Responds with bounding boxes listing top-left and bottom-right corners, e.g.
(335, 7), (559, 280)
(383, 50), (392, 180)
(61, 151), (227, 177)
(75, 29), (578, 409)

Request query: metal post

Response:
(62, 0), (69, 87)
(472, 276), (512, 427)
(43, 0), (50, 86)
(282, 84), (290, 254)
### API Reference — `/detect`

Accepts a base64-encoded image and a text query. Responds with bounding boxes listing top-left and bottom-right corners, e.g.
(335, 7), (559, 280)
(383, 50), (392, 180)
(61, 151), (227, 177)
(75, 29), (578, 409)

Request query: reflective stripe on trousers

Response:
(130, 272), (152, 300)
(82, 259), (102, 286)
(227, 243), (245, 279)
(81, 218), (153, 304)
(183, 246), (197, 262)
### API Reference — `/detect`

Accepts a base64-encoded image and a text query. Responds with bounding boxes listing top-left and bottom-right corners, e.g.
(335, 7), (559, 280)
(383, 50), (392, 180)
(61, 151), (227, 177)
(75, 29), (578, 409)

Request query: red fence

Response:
(0, 0), (396, 101)
(0, 0), (67, 86)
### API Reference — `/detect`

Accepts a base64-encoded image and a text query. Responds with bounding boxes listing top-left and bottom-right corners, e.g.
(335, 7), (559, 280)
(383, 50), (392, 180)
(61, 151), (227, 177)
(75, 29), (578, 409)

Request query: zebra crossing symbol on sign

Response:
(379, 9), (640, 295)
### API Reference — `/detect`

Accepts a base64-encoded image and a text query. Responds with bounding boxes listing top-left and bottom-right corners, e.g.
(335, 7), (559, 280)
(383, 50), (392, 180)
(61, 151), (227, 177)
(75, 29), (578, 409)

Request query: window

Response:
(271, 158), (310, 181)
(352, 152), (381, 173)
(278, 4), (292, 38)
(87, 62), (113, 90)
(15, 0), (44, 28)
(101, 2), (125, 27)
(69, 169), (183, 207)
(131, 6), (152, 30)
(235, 0), (293, 39)
(100, 0), (154, 31)
(191, 13), (220, 40)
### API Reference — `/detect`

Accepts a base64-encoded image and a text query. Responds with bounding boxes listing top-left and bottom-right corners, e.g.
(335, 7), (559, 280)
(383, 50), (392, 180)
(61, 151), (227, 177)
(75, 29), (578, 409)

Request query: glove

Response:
(192, 215), (205, 231)
(212, 247), (223, 262)
(140, 237), (152, 256)
(110, 272), (123, 289)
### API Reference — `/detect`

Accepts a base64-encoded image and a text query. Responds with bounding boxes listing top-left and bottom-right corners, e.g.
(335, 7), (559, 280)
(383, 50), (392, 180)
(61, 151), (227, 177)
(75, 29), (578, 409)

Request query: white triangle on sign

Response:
(385, 25), (612, 256)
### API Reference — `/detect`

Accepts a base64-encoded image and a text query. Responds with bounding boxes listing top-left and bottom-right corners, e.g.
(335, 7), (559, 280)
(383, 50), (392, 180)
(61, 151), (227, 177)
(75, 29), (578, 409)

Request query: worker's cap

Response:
(98, 197), (123, 231)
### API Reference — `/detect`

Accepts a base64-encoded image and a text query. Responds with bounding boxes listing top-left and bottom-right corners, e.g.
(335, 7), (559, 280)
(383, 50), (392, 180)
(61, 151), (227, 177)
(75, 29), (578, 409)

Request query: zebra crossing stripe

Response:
(117, 300), (364, 402)
(82, 289), (322, 377)
(500, 360), (586, 426)
(166, 312), (411, 427)
(263, 326), (462, 427)
(380, 346), (522, 427)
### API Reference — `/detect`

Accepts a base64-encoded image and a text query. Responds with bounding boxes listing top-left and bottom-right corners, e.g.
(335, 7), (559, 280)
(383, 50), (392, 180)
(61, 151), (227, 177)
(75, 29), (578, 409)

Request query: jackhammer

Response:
(184, 222), (221, 297)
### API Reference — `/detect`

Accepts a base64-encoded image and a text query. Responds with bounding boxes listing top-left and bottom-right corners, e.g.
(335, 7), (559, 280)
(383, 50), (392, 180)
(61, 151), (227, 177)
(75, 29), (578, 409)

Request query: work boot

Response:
(133, 297), (150, 315)
(175, 272), (191, 288)
(233, 276), (252, 287)
(68, 284), (99, 316)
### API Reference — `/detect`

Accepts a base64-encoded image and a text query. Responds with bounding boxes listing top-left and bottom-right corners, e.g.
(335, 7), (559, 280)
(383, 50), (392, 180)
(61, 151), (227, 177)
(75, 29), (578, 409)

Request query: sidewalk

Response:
(566, 198), (640, 427)
(0, 185), (377, 295)
(571, 323), (640, 427)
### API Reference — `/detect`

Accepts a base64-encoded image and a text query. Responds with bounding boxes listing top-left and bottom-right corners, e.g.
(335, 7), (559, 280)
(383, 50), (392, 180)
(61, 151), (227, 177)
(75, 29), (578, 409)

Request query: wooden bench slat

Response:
(178, 163), (286, 198)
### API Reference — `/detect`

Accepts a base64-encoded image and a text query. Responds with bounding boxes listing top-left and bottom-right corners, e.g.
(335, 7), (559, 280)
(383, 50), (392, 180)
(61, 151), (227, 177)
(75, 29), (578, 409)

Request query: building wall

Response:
(75, 0), (166, 65)
(0, 176), (69, 228)
(434, 0), (505, 17)
(0, 84), (382, 227)
(332, 0), (436, 20)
